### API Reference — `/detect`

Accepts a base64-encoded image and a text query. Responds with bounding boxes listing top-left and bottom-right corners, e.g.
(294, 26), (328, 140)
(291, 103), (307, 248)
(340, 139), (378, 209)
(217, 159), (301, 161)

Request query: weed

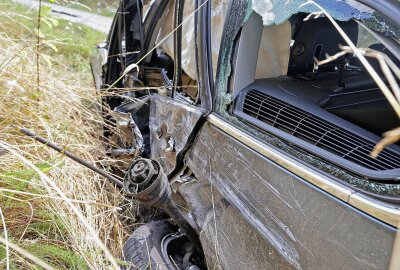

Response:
(0, 1), (129, 269)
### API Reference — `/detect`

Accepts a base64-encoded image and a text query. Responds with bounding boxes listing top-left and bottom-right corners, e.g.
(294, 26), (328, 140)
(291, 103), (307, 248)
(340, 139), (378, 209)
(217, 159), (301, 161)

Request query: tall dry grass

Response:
(0, 1), (130, 269)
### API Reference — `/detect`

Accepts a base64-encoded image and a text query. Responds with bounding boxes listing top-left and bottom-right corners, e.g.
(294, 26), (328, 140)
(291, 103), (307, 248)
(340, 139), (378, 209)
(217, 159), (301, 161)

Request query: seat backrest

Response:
(288, 17), (358, 75)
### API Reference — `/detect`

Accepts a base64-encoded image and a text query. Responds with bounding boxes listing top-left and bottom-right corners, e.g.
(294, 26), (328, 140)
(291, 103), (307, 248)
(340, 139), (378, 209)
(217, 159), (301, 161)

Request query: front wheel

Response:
(121, 220), (204, 270)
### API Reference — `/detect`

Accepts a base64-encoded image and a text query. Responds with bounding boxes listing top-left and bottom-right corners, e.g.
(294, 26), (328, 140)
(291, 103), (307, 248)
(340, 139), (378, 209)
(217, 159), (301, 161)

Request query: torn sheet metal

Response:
(178, 122), (396, 269)
(149, 94), (205, 175)
(111, 97), (150, 158)
(110, 110), (144, 157)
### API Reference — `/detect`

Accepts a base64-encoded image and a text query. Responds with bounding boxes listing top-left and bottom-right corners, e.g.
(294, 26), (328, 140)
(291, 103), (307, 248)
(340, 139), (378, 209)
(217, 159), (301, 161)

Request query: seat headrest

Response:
(288, 17), (358, 75)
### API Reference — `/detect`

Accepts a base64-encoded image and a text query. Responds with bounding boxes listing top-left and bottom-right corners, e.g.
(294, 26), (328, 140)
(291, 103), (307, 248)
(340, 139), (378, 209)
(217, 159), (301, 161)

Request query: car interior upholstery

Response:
(232, 13), (400, 181)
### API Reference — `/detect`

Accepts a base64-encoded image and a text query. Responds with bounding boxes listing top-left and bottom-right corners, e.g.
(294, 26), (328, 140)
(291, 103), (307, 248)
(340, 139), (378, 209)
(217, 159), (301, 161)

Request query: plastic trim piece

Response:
(231, 13), (263, 98)
(233, 84), (400, 181)
(208, 113), (400, 227)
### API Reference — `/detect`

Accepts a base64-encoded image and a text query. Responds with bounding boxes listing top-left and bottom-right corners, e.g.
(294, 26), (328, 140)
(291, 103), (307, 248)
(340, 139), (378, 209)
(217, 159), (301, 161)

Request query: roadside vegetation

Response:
(0, 1), (129, 269)
(62, 0), (117, 17)
(2, 1), (107, 72)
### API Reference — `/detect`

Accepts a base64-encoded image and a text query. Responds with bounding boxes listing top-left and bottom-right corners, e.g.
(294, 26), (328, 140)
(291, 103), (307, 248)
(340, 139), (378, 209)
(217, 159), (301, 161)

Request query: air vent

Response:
(242, 90), (400, 171)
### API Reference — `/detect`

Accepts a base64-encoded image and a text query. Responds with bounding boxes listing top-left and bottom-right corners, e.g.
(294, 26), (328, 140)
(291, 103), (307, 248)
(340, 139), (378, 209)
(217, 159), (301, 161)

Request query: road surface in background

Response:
(13, 0), (113, 33)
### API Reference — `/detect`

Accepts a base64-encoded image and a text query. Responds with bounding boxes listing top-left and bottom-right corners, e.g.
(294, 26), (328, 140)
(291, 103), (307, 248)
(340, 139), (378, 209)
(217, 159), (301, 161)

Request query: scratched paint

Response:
(176, 122), (396, 269)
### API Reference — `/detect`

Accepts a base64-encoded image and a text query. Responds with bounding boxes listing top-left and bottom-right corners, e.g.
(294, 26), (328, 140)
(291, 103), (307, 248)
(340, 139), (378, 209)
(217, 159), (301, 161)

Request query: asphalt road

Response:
(13, 0), (113, 33)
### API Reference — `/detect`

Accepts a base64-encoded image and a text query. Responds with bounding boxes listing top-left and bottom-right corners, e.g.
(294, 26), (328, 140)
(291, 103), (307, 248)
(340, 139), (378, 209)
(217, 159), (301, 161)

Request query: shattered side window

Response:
(252, 0), (371, 25)
(252, 0), (399, 41)
(214, 1), (400, 199)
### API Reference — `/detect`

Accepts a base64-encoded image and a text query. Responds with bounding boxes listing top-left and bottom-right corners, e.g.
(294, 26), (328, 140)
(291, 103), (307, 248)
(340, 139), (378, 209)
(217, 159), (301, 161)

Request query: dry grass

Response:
(0, 1), (131, 269)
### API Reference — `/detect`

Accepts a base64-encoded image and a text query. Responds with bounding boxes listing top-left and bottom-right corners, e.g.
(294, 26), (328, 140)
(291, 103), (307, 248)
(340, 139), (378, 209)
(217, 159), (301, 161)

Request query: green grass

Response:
(2, 162), (54, 190)
(24, 243), (90, 269)
(0, 242), (90, 269)
(0, 165), (84, 269)
(64, 0), (117, 17)
(0, 1), (123, 268)
(0, 158), (76, 268)
(0, 1), (107, 73)
(43, 19), (107, 72)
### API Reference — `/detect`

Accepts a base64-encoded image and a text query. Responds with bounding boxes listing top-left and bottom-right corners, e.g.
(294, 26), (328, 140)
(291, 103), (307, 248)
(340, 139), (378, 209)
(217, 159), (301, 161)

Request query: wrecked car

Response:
(91, 0), (400, 269)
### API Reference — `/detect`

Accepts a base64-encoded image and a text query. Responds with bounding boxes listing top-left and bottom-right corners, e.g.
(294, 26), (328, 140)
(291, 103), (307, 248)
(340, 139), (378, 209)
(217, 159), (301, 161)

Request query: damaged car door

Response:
(92, 1), (210, 267)
(174, 0), (400, 269)
(91, 0), (400, 269)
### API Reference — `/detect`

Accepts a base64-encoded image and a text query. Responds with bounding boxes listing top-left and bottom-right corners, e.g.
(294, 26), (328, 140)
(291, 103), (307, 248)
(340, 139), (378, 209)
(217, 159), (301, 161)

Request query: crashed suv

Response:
(91, 0), (400, 269)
